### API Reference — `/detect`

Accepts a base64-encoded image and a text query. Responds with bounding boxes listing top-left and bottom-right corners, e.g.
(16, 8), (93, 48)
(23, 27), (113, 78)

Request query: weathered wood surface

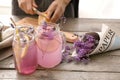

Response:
(0, 15), (120, 80)
(0, 50), (120, 72)
(0, 70), (120, 80)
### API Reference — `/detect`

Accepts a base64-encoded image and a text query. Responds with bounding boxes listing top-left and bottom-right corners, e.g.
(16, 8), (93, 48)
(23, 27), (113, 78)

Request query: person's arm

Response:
(17, 0), (37, 15)
(46, 0), (71, 22)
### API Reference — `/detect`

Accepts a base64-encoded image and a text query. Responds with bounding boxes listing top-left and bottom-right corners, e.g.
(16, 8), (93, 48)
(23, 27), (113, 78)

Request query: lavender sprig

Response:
(39, 21), (55, 40)
(62, 32), (100, 64)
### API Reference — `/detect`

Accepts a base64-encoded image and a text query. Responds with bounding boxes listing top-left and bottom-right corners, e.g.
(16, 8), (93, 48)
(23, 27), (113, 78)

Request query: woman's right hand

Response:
(18, 0), (38, 15)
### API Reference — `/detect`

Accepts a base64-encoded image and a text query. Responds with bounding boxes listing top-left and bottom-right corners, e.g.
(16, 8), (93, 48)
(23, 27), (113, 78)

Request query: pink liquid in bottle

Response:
(13, 26), (37, 74)
(36, 34), (63, 68)
(19, 43), (37, 74)
(36, 23), (64, 68)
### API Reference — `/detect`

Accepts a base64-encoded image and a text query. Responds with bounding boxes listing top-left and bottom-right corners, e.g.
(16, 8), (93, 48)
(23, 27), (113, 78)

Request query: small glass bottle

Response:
(36, 22), (65, 68)
(12, 25), (37, 74)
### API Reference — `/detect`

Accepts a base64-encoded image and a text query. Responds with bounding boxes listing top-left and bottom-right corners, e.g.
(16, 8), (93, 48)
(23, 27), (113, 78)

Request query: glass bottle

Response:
(12, 25), (37, 74)
(36, 22), (65, 68)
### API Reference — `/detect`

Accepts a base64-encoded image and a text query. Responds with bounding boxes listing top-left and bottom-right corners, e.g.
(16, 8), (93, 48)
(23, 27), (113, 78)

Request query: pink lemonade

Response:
(13, 42), (37, 74)
(36, 34), (63, 68)
(36, 23), (64, 68)
(12, 26), (37, 74)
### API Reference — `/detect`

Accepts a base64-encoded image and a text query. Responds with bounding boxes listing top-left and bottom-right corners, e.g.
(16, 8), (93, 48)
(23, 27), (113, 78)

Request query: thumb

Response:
(32, 0), (38, 7)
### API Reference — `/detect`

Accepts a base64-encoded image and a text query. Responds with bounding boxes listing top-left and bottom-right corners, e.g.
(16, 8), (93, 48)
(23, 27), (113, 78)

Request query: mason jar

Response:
(36, 22), (65, 68)
(12, 25), (37, 74)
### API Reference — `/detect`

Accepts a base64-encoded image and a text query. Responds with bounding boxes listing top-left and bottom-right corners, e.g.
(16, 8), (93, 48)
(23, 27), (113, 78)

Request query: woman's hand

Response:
(18, 0), (37, 15)
(46, 0), (71, 22)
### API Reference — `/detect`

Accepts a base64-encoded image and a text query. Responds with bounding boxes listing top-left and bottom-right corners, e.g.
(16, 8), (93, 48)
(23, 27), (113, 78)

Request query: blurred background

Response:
(79, 0), (120, 19)
(1, 0), (120, 19)
(0, 0), (12, 15)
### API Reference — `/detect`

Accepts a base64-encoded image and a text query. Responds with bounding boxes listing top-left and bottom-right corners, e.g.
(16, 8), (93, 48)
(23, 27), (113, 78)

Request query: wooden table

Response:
(0, 15), (120, 80)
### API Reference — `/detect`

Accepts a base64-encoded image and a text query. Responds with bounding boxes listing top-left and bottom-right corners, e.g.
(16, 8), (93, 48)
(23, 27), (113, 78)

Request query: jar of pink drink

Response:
(12, 25), (37, 74)
(36, 22), (65, 68)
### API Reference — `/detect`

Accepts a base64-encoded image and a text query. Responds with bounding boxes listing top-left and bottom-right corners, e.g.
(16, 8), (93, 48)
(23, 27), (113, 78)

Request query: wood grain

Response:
(16, 17), (38, 27)
(0, 15), (120, 80)
(0, 50), (120, 72)
(0, 70), (120, 80)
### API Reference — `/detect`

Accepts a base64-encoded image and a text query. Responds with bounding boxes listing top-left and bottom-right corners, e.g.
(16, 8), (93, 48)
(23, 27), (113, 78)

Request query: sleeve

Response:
(71, 0), (79, 17)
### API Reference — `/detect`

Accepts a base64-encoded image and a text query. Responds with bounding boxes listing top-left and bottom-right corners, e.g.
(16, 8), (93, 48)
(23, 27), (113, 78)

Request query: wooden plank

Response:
(0, 16), (120, 80)
(105, 50), (120, 56)
(0, 70), (120, 80)
(62, 19), (120, 32)
(0, 51), (120, 72)
(0, 56), (14, 68)
(16, 17), (38, 27)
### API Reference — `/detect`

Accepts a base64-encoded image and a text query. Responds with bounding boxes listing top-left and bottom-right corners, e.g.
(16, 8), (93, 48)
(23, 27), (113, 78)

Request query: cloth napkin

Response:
(0, 26), (14, 61)
(0, 27), (14, 50)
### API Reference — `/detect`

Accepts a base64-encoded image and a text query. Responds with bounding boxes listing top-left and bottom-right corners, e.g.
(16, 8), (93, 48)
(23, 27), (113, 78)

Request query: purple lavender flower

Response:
(81, 57), (90, 64)
(62, 51), (73, 63)
(74, 56), (81, 62)
(63, 32), (100, 64)
(60, 16), (66, 24)
(42, 21), (47, 29)
(65, 46), (71, 50)
(41, 30), (54, 40)
(39, 22), (56, 40)
(77, 49), (88, 57)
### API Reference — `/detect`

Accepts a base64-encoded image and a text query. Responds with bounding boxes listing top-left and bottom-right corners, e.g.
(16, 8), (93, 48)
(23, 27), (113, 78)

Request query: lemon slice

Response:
(13, 44), (21, 72)
(21, 35), (29, 58)
(13, 37), (21, 72)
(38, 13), (50, 25)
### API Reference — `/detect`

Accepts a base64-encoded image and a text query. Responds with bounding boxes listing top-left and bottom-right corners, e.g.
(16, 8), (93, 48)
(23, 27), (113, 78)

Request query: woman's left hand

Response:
(46, 0), (71, 22)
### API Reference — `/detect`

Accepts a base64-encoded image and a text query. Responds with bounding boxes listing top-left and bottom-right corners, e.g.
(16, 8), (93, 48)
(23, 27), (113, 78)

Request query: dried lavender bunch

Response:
(62, 32), (100, 64)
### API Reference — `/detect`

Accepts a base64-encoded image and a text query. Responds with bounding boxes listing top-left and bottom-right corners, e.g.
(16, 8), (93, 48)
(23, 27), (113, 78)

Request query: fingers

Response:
(27, 1), (34, 14)
(46, 2), (57, 19)
(32, 0), (38, 8)
(51, 7), (63, 22)
(18, 0), (37, 15)
(46, 0), (66, 22)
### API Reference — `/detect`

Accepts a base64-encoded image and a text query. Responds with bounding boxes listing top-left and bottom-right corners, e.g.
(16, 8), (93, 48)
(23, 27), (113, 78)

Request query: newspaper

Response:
(91, 24), (120, 55)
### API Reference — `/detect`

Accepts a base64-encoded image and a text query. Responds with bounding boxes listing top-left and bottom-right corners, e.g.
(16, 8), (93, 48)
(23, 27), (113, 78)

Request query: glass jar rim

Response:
(13, 25), (35, 43)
